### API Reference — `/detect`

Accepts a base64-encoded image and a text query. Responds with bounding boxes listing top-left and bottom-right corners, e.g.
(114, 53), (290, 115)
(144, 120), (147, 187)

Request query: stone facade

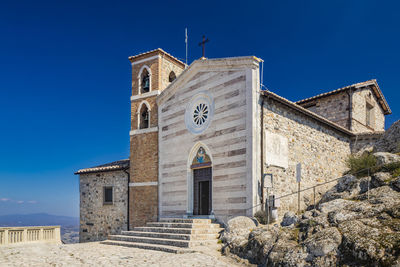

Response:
(262, 96), (352, 215)
(79, 170), (128, 242)
(157, 57), (261, 224)
(351, 86), (385, 133)
(298, 82), (389, 135)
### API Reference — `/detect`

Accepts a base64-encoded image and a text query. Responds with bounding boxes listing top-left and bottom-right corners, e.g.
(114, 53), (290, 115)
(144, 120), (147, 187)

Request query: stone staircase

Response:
(101, 218), (223, 253)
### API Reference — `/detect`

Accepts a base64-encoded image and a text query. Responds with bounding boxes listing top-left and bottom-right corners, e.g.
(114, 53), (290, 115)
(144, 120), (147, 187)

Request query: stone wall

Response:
(351, 86), (385, 133)
(160, 55), (185, 90)
(79, 170), (128, 242)
(301, 91), (350, 129)
(262, 98), (351, 216)
(351, 132), (384, 154)
(129, 131), (159, 228)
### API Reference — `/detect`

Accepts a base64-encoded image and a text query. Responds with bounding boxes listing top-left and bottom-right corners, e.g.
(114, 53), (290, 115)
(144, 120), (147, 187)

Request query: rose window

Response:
(185, 92), (214, 134)
(193, 103), (209, 126)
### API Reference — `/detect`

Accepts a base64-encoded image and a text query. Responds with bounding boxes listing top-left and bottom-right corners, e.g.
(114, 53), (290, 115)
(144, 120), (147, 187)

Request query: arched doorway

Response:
(187, 144), (213, 216)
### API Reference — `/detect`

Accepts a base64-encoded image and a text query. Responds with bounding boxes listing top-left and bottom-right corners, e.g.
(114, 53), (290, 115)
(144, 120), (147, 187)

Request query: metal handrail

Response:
(226, 161), (396, 223)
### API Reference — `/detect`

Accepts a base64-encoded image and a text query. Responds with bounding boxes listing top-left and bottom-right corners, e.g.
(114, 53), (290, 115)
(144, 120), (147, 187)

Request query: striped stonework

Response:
(157, 57), (262, 223)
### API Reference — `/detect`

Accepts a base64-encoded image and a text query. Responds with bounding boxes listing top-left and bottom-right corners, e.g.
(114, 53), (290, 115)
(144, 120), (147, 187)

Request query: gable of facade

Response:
(296, 80), (391, 134)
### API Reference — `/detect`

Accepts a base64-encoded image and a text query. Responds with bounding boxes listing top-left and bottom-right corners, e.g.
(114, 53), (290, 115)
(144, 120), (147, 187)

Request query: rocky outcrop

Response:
(280, 211), (299, 227)
(220, 216), (257, 256)
(221, 172), (400, 266)
(374, 152), (400, 165)
(374, 120), (400, 153)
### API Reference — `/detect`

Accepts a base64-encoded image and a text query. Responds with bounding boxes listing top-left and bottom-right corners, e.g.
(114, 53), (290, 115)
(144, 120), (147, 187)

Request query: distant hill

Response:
(0, 213), (79, 227)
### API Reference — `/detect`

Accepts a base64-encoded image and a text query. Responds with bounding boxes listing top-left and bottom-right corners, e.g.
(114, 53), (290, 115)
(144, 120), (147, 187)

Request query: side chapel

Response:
(75, 48), (391, 242)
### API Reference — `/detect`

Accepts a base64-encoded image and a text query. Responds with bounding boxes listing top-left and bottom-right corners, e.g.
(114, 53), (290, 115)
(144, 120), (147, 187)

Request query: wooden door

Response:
(193, 167), (212, 215)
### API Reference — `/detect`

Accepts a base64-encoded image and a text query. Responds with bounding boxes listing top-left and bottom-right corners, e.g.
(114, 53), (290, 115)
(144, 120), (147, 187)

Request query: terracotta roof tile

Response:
(75, 159), (129, 175)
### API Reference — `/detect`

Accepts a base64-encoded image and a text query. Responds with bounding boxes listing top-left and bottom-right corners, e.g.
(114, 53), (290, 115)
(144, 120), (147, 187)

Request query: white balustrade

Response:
(0, 226), (61, 245)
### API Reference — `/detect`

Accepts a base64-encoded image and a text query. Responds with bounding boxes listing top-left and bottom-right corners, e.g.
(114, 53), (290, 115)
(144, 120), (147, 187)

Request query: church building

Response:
(75, 48), (391, 242)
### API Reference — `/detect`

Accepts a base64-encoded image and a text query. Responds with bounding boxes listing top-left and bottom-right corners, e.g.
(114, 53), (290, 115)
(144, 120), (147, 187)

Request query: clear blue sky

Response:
(0, 0), (399, 217)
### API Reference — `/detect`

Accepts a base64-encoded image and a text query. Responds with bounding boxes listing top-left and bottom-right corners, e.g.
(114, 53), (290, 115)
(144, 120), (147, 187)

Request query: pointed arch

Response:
(136, 100), (151, 129)
(187, 142), (213, 170)
(186, 142), (214, 217)
(137, 65), (152, 94)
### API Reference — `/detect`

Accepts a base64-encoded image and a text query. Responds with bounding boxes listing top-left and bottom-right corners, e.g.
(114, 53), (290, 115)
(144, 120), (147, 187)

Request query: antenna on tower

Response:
(185, 28), (188, 68)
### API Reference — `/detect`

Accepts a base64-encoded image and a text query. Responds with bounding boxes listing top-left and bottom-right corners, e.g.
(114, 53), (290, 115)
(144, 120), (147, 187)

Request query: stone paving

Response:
(0, 242), (248, 267)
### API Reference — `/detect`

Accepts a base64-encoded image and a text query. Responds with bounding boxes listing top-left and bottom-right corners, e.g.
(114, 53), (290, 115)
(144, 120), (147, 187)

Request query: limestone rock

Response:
(221, 171), (400, 266)
(391, 177), (400, 192)
(371, 172), (392, 187)
(339, 218), (400, 265)
(318, 198), (354, 214)
(373, 152), (400, 165)
(225, 216), (256, 234)
(374, 120), (400, 153)
(267, 231), (308, 267)
(303, 227), (342, 257)
(221, 216), (256, 256)
(281, 211), (299, 227)
(319, 175), (365, 203)
(246, 227), (279, 264)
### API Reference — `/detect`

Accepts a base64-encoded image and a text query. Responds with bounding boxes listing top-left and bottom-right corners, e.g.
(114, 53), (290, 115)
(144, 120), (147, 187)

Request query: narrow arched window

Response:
(139, 104), (149, 129)
(141, 69), (150, 93)
(169, 71), (176, 82)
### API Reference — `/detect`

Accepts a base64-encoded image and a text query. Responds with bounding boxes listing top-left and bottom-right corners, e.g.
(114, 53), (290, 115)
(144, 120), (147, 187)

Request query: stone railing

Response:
(0, 226), (61, 245)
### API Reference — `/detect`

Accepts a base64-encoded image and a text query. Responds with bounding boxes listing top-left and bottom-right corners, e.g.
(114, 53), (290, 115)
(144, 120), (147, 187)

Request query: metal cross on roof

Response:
(198, 35), (209, 58)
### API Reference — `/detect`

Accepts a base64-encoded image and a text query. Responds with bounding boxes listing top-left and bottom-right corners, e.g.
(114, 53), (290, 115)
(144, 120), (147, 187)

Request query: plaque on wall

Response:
(265, 131), (289, 169)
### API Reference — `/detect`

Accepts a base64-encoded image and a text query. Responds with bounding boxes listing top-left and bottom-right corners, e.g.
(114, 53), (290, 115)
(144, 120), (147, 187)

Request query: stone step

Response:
(146, 222), (221, 229)
(133, 227), (223, 235)
(159, 218), (212, 224)
(108, 234), (190, 247)
(101, 240), (194, 254)
(121, 230), (219, 240)
(108, 234), (218, 248)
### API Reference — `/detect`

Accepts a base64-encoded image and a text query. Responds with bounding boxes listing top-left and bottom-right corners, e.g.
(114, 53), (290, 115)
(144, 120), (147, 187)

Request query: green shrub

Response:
(346, 153), (377, 177)
(254, 210), (268, 225)
(391, 167), (400, 178)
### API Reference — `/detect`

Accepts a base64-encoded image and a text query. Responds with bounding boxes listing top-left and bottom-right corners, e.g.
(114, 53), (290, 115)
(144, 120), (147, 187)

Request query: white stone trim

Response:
(131, 55), (160, 65)
(131, 90), (160, 101)
(130, 127), (158, 136)
(129, 181), (158, 187)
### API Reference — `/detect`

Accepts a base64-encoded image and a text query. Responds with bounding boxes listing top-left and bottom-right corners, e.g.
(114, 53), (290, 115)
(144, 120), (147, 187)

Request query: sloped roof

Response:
(262, 90), (354, 136)
(75, 159), (129, 175)
(296, 79), (391, 115)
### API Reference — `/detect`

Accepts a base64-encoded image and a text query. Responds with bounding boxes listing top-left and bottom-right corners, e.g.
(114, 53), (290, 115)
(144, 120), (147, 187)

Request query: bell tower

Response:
(128, 49), (185, 228)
